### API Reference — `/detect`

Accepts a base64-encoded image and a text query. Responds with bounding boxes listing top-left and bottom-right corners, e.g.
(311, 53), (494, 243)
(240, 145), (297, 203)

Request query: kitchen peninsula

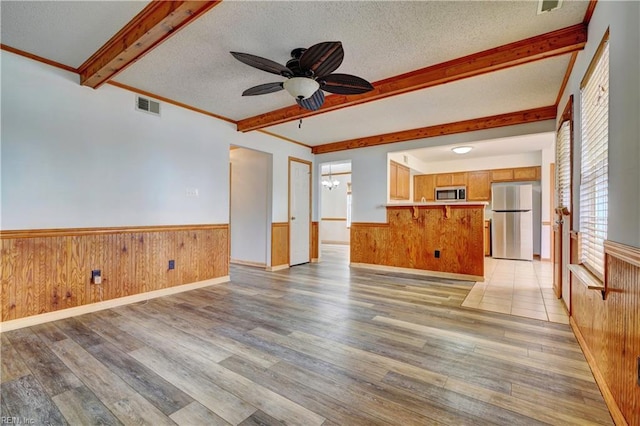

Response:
(351, 202), (486, 280)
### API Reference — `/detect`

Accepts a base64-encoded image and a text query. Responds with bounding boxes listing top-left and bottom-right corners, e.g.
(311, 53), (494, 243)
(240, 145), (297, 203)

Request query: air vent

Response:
(537, 0), (562, 14)
(135, 95), (160, 116)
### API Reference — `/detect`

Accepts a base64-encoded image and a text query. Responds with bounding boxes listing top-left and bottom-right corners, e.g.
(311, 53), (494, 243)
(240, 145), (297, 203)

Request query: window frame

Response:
(556, 95), (574, 217)
(578, 29), (610, 281)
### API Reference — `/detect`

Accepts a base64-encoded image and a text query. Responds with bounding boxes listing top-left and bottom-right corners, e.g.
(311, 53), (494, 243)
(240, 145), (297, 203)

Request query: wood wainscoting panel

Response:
(1, 225), (228, 322)
(311, 222), (319, 261)
(351, 205), (484, 278)
(271, 222), (289, 268)
(571, 240), (640, 425)
(351, 223), (391, 267)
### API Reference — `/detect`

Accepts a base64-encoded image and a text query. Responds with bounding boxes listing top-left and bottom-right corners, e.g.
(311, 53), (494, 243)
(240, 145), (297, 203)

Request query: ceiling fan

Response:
(230, 41), (374, 111)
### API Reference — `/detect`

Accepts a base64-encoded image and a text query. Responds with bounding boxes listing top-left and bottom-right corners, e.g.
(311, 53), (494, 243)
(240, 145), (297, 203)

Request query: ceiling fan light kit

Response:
(231, 41), (374, 111)
(283, 77), (320, 100)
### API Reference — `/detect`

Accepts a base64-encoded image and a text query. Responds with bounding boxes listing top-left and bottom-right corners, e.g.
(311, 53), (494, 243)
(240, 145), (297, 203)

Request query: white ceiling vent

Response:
(135, 95), (160, 116)
(537, 0), (563, 14)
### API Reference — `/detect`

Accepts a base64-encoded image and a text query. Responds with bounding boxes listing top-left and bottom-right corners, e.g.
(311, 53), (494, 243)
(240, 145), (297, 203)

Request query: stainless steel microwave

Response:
(435, 186), (466, 202)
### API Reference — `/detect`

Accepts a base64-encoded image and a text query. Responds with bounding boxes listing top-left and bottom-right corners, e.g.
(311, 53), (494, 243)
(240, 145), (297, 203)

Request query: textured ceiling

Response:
(113, 0), (587, 121)
(0, 0), (590, 151)
(0, 1), (150, 68)
(264, 55), (570, 146)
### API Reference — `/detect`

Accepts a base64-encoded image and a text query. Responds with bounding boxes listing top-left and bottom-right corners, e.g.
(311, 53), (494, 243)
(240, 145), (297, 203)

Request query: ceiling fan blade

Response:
(299, 42), (344, 78)
(242, 82), (284, 96)
(230, 52), (292, 76)
(320, 73), (374, 95)
(296, 89), (325, 111)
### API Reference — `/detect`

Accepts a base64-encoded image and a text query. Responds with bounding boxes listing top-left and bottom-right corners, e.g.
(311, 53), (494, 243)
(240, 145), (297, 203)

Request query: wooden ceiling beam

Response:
(79, 1), (221, 89)
(583, 0), (598, 24)
(311, 105), (557, 155)
(237, 24), (586, 132)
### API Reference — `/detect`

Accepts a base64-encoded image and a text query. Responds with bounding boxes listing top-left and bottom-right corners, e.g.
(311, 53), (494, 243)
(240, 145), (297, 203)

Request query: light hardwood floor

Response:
(1, 245), (612, 425)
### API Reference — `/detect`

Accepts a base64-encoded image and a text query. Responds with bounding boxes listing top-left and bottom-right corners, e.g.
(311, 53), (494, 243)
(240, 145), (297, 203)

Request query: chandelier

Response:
(322, 165), (340, 190)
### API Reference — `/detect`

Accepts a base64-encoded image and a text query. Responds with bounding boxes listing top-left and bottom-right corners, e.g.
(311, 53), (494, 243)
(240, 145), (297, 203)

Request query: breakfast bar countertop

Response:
(386, 201), (489, 207)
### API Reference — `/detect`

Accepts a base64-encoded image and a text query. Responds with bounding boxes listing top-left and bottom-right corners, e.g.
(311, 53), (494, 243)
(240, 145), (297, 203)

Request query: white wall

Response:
(1, 51), (314, 232)
(230, 148), (270, 265)
(556, 1), (640, 247)
(1, 51), (228, 228)
(388, 152), (430, 174)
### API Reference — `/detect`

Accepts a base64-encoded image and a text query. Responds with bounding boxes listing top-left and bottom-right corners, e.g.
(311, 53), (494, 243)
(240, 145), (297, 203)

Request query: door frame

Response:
(229, 146), (272, 269)
(288, 157), (312, 265)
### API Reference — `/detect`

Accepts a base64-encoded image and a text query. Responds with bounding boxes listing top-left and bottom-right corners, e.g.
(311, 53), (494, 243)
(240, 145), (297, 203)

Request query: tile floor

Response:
(462, 257), (570, 324)
(321, 244), (569, 324)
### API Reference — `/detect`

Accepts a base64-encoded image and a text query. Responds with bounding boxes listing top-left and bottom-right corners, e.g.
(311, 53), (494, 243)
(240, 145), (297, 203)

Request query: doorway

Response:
(319, 160), (352, 261)
(229, 147), (272, 269)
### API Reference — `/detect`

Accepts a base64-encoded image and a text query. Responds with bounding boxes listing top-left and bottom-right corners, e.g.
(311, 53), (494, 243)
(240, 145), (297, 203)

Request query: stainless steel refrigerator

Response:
(491, 184), (533, 260)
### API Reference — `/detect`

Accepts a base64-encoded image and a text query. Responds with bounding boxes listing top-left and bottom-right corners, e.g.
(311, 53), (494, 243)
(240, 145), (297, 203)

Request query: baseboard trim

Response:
(0, 276), (230, 333)
(569, 317), (628, 425)
(350, 262), (484, 282)
(311, 258), (320, 263)
(267, 264), (289, 272)
(230, 259), (267, 268)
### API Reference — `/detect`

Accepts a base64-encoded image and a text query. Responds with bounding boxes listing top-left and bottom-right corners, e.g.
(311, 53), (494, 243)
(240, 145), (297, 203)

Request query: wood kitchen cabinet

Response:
(435, 174), (451, 187)
(413, 166), (542, 202)
(435, 172), (467, 187)
(467, 171), (491, 201)
(414, 174), (435, 201)
(390, 160), (410, 200)
(513, 166), (540, 181)
(492, 166), (541, 182)
(451, 172), (468, 186)
(491, 168), (514, 182)
(397, 164), (410, 199)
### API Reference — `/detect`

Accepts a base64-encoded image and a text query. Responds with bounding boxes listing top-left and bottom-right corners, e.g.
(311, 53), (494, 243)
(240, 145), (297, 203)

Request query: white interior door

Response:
(289, 159), (310, 265)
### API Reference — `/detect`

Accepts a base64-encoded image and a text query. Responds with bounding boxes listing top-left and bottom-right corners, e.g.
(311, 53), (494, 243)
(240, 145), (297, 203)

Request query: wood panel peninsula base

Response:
(351, 203), (486, 281)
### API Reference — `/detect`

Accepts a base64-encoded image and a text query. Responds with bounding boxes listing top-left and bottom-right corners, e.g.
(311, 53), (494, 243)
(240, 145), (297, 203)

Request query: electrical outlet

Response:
(185, 188), (199, 197)
(91, 270), (102, 285)
(434, 250), (440, 258)
(168, 260), (175, 270)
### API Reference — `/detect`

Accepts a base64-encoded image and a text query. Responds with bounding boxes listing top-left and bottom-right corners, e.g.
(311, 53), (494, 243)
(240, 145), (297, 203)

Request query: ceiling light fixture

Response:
(322, 164), (340, 190)
(283, 77), (320, 100)
(451, 146), (473, 155)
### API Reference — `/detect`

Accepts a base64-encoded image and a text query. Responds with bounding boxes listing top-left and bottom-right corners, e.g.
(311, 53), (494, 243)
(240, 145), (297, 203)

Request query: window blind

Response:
(579, 37), (609, 279)
(556, 120), (571, 210)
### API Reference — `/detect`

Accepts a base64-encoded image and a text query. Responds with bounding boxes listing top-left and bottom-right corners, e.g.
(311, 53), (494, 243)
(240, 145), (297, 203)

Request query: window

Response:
(579, 31), (609, 279)
(556, 97), (572, 211)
